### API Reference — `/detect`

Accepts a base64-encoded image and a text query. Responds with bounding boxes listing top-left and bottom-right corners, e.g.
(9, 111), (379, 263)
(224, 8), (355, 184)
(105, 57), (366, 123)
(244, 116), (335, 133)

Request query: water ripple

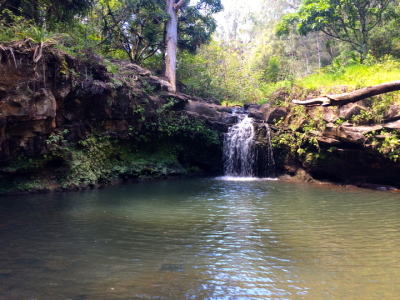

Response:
(0, 179), (399, 299)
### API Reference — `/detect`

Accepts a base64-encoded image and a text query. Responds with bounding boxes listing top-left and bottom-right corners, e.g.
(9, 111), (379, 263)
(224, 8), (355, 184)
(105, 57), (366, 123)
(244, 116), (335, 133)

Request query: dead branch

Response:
(293, 80), (400, 106)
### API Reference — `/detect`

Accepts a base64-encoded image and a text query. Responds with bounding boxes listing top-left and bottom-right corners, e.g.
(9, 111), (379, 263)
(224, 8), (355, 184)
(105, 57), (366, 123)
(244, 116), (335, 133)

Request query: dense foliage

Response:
(1, 0), (400, 192)
(0, 0), (221, 70)
(1, 0), (400, 103)
(179, 0), (400, 104)
(276, 0), (398, 62)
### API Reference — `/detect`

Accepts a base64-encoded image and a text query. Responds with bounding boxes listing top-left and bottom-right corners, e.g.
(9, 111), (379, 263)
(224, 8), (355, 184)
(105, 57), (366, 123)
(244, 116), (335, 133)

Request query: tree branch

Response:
(174, 0), (187, 10)
(293, 80), (400, 106)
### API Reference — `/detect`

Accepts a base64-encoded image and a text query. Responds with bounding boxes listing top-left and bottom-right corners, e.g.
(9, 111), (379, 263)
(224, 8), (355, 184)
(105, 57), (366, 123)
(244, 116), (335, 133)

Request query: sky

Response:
(220, 0), (264, 11)
(214, 0), (264, 37)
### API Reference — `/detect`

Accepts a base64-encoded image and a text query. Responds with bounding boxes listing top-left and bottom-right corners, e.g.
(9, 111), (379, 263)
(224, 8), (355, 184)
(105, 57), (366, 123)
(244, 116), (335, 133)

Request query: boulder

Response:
(245, 104), (265, 121)
(323, 107), (337, 123)
(317, 136), (341, 146)
(266, 107), (288, 124)
(220, 113), (239, 125)
(269, 88), (290, 106)
(338, 103), (367, 120)
(259, 103), (270, 115)
(183, 100), (220, 119)
(383, 120), (400, 133)
(321, 123), (383, 146)
(384, 105), (400, 122)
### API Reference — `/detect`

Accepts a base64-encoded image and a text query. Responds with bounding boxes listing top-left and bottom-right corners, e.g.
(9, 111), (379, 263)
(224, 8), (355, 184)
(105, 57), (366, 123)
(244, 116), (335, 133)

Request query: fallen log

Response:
(293, 80), (400, 106)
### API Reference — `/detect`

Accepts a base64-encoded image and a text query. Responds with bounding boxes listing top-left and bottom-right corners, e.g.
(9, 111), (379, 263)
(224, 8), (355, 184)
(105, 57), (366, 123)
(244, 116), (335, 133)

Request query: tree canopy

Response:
(1, 0), (400, 103)
(276, 0), (398, 62)
(92, 0), (168, 64)
(0, 0), (93, 29)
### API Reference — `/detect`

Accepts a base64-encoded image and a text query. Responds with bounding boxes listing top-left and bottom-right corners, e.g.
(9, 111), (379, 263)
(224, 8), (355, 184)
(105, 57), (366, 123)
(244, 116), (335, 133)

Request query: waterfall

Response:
(223, 115), (275, 178)
(255, 124), (276, 178)
(223, 116), (256, 177)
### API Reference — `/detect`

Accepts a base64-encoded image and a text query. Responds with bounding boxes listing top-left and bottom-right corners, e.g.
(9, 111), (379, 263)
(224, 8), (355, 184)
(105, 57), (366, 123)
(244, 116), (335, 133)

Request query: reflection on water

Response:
(0, 179), (399, 299)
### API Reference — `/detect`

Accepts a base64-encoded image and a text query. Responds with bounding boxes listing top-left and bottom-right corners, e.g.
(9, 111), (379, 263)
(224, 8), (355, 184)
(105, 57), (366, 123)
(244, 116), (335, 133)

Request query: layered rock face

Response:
(264, 90), (400, 189)
(0, 45), (235, 192)
(1, 44), (399, 192)
(0, 47), (239, 162)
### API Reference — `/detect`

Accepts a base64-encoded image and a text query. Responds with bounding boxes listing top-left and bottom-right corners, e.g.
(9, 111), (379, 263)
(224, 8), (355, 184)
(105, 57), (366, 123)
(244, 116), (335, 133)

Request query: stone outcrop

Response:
(384, 104), (400, 122)
(265, 107), (288, 124)
(0, 44), (231, 193)
(0, 45), (232, 162)
(259, 87), (400, 189)
(1, 43), (399, 192)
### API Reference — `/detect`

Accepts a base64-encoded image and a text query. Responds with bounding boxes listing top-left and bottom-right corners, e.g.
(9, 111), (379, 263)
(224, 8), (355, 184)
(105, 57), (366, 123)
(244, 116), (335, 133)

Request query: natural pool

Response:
(0, 178), (399, 299)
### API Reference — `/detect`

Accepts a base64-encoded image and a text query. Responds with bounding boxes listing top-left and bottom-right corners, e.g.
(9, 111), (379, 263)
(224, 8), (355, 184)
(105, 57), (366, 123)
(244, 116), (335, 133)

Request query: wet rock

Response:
(357, 183), (399, 191)
(294, 168), (313, 182)
(220, 113), (239, 125)
(247, 108), (265, 121)
(244, 103), (258, 110)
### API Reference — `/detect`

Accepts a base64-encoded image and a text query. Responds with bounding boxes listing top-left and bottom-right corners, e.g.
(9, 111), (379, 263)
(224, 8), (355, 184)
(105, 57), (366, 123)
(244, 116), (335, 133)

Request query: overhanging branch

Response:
(293, 80), (400, 106)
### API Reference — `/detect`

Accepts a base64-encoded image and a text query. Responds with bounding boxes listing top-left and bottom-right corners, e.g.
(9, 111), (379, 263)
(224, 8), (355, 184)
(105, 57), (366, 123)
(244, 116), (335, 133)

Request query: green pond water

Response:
(0, 177), (399, 299)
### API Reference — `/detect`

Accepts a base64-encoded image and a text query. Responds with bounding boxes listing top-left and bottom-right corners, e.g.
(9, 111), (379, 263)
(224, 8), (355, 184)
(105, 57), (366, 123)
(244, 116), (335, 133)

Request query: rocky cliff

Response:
(0, 44), (235, 194)
(264, 88), (400, 190)
(1, 43), (399, 194)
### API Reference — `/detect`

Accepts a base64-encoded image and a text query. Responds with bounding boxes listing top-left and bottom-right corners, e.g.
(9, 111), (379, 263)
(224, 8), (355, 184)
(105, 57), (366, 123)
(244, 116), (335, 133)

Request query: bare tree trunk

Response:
(165, 0), (186, 93)
(292, 80), (400, 106)
(316, 32), (321, 69)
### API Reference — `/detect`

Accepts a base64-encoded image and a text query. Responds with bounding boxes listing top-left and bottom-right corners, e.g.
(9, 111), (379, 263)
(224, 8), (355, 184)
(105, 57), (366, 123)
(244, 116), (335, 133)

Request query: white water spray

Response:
(223, 116), (256, 177)
(223, 115), (276, 178)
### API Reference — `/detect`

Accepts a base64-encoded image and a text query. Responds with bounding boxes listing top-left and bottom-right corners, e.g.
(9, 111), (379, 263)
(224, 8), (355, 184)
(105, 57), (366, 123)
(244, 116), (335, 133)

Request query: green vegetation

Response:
(1, 0), (400, 191)
(1, 0), (400, 105)
(0, 76), (222, 194)
(179, 0), (400, 105)
(298, 56), (400, 91)
(276, 0), (398, 62)
(0, 0), (222, 91)
(0, 117), (221, 194)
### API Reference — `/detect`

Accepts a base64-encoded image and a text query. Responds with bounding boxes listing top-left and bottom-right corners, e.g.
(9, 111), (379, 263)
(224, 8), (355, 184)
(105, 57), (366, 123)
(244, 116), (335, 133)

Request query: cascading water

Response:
(255, 123), (276, 178)
(223, 114), (276, 178)
(223, 116), (256, 177)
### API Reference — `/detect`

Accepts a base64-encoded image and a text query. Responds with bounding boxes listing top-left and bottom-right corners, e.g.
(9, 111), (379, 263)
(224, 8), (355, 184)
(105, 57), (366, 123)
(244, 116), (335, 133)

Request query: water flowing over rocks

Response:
(0, 44), (399, 193)
(261, 88), (400, 190)
(223, 116), (256, 177)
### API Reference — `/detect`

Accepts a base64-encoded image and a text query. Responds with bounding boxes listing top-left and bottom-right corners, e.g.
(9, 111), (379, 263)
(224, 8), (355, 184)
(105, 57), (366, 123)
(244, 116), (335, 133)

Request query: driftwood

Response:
(293, 80), (400, 106)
